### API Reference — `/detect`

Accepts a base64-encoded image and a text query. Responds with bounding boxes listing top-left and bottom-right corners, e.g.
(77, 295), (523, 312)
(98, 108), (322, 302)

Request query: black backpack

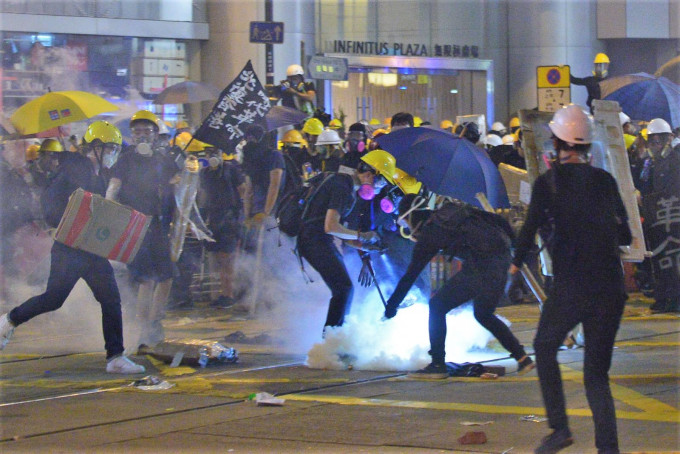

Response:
(275, 172), (335, 237)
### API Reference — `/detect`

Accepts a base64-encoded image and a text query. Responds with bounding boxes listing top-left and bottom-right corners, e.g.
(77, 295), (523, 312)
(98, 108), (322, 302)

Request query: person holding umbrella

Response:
(509, 104), (632, 454)
(382, 194), (534, 379)
(0, 121), (145, 374)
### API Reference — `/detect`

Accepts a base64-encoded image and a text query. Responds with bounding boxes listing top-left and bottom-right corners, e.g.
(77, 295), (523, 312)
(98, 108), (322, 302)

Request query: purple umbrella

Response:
(265, 105), (309, 131)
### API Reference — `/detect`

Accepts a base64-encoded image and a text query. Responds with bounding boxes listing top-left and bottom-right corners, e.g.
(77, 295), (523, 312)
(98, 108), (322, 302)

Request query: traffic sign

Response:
(307, 56), (349, 81)
(537, 65), (571, 112)
(249, 21), (284, 44)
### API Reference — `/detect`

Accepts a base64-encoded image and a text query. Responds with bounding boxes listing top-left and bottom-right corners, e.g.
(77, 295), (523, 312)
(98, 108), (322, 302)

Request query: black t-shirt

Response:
(241, 143), (286, 214)
(302, 173), (355, 234)
(280, 81), (316, 115)
(513, 164), (631, 295)
(111, 151), (178, 216)
(200, 160), (245, 223)
(570, 74), (605, 111)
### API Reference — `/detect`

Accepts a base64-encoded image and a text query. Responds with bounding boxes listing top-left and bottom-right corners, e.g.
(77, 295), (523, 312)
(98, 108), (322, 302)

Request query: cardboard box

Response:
(55, 189), (151, 264)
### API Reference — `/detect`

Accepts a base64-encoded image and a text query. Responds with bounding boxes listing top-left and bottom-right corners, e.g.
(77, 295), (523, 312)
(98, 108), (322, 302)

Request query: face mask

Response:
(208, 156), (221, 168)
(357, 184), (375, 200)
(136, 142), (153, 157)
(102, 153), (117, 169)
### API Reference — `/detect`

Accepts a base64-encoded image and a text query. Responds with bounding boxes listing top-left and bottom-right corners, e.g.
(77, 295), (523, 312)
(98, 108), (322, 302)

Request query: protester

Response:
(342, 122), (369, 169)
(278, 64), (316, 116)
(390, 112), (414, 131)
(509, 116), (521, 134)
(489, 121), (507, 137)
(106, 110), (179, 347)
(510, 104), (632, 454)
(315, 128), (344, 172)
(0, 122), (145, 374)
(199, 148), (246, 308)
(241, 124), (284, 236)
(297, 160), (380, 335)
(440, 119), (454, 133)
(570, 53), (610, 113)
(279, 128), (308, 184)
(638, 118), (680, 313)
(383, 195), (534, 379)
(302, 117), (324, 156)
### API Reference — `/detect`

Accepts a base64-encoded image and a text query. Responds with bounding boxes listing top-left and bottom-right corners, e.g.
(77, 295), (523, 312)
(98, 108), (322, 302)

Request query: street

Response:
(1, 294), (678, 453)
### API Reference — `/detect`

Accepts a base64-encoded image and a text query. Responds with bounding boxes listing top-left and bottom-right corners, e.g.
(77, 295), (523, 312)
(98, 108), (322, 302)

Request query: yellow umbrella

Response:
(10, 90), (119, 135)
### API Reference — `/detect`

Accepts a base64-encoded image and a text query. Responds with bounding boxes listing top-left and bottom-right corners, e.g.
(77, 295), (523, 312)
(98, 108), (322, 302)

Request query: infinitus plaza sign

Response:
(325, 40), (479, 58)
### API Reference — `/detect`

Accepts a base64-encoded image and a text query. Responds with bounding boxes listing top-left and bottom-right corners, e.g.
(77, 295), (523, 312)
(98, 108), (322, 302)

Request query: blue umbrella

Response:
(601, 72), (680, 127)
(265, 105), (309, 131)
(375, 127), (510, 208)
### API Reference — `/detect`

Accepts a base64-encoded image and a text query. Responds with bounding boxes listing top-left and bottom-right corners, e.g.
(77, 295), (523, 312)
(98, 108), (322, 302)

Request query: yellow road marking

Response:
(616, 341), (680, 347)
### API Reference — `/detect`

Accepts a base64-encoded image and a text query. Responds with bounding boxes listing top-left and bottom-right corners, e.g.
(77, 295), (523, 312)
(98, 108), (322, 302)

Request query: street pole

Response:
(265, 0), (274, 86)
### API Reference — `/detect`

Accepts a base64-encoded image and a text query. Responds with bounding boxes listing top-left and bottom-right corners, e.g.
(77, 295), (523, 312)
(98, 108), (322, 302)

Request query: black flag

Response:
(193, 60), (271, 151)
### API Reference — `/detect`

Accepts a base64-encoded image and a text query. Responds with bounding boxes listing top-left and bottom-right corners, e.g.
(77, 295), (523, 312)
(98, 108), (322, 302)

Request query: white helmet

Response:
(315, 128), (342, 145)
(491, 121), (506, 132)
(484, 134), (503, 147)
(647, 118), (672, 135)
(502, 134), (515, 145)
(549, 104), (593, 145)
(286, 64), (304, 77)
(618, 112), (631, 127)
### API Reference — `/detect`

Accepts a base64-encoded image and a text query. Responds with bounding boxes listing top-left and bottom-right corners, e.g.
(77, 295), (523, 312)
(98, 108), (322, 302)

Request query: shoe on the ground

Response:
(0, 313), (15, 350)
(106, 355), (146, 374)
(211, 296), (235, 308)
(517, 355), (536, 375)
(534, 428), (573, 454)
(408, 362), (449, 379)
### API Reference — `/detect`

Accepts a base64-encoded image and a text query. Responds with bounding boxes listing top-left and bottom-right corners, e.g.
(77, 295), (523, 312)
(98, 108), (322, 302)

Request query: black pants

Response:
(9, 242), (124, 359)
(534, 290), (625, 452)
(298, 231), (353, 328)
(428, 252), (526, 364)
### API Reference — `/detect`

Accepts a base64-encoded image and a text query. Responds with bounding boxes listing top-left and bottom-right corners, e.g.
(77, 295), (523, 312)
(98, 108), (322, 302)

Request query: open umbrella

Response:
(153, 81), (221, 105)
(375, 127), (510, 208)
(600, 72), (680, 127)
(10, 90), (119, 136)
(265, 105), (309, 131)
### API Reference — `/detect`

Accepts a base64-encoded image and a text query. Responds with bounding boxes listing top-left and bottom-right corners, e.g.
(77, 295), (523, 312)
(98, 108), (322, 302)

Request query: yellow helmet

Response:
(393, 168), (422, 195)
(26, 144), (40, 161)
(372, 128), (389, 138)
(130, 110), (160, 129)
(302, 118), (324, 136)
(593, 53), (610, 64)
(360, 149), (397, 183)
(369, 118), (381, 125)
(222, 152), (236, 161)
(640, 128), (648, 141)
(329, 118), (343, 130)
(509, 117), (520, 128)
(176, 120), (189, 130)
(172, 131), (193, 149)
(413, 116), (423, 127)
(84, 121), (123, 146)
(39, 138), (64, 153)
(282, 129), (305, 145)
(623, 133), (637, 150)
(440, 120), (454, 130)
(186, 138), (212, 153)
(384, 117), (392, 126)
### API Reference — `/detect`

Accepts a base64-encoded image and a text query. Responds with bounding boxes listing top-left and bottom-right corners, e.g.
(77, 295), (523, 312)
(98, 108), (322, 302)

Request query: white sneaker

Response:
(0, 313), (15, 350)
(106, 355), (146, 374)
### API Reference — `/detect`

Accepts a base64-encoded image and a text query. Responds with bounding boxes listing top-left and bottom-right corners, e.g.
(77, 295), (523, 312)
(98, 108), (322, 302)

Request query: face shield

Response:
(131, 123), (158, 146)
(100, 143), (121, 168)
(593, 62), (609, 78)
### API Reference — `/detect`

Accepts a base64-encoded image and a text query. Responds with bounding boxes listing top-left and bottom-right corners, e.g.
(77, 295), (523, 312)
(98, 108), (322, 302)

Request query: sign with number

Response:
(537, 65), (570, 112)
(307, 55), (349, 81)
(249, 21), (284, 44)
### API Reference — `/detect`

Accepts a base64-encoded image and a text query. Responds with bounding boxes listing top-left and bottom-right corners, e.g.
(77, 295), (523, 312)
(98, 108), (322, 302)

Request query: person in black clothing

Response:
(570, 53), (610, 113)
(297, 162), (380, 334)
(277, 64), (316, 116)
(199, 150), (246, 308)
(510, 104), (632, 454)
(382, 195), (534, 379)
(106, 110), (179, 347)
(0, 122), (145, 374)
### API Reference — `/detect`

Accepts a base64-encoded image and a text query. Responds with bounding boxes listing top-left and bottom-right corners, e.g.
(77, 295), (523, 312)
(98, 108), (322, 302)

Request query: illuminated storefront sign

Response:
(326, 40), (479, 58)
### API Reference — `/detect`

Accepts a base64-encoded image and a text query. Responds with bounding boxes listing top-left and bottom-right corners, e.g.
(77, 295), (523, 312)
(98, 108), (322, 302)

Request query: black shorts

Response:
(205, 218), (241, 253)
(128, 217), (175, 282)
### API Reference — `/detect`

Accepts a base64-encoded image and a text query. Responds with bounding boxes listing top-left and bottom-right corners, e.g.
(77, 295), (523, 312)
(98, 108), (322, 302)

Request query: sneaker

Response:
(517, 355), (536, 375)
(408, 362), (449, 379)
(106, 355), (146, 374)
(534, 428), (573, 454)
(0, 313), (15, 350)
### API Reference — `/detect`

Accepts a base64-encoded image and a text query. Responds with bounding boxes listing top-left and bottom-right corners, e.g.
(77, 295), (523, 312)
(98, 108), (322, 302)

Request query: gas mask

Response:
(136, 142), (153, 157)
(357, 184), (376, 200)
(208, 156), (221, 169)
(345, 131), (366, 153)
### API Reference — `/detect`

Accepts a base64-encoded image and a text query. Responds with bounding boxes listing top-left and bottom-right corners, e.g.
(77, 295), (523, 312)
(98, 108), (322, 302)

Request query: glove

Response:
(383, 303), (398, 320)
(357, 254), (373, 287)
(281, 80), (291, 90)
(296, 82), (306, 92)
(358, 230), (380, 245)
